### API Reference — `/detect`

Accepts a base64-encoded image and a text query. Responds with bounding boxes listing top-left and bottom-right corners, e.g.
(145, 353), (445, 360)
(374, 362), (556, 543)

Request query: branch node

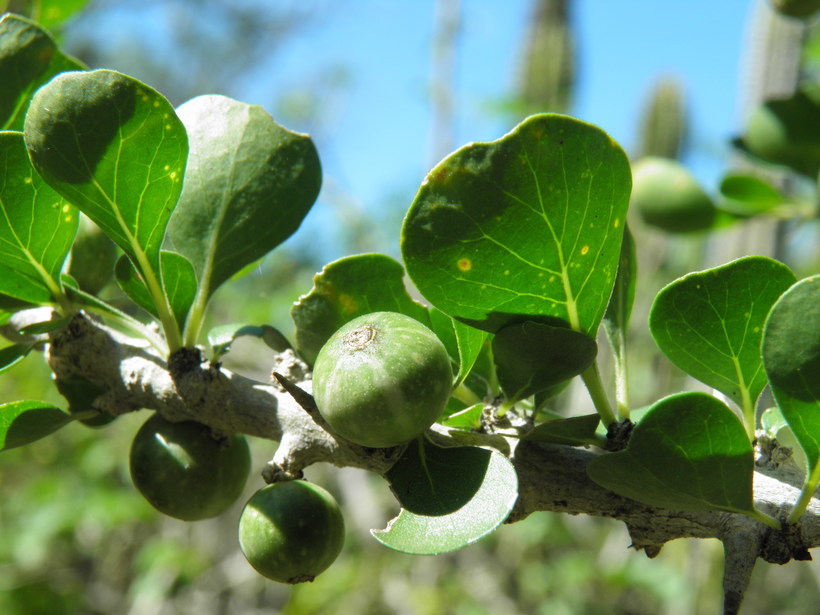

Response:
(262, 461), (304, 484)
(605, 418), (633, 451)
(168, 346), (205, 376)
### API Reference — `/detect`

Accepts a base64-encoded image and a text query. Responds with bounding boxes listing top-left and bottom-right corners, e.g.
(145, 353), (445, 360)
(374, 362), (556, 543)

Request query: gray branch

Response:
(42, 312), (819, 615)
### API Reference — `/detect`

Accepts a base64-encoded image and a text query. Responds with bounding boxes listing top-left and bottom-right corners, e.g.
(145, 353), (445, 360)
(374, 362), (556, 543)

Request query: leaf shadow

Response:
(386, 440), (491, 516)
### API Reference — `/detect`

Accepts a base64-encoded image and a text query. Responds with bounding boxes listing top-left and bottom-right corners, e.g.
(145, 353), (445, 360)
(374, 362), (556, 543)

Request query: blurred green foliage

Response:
(1, 0), (819, 613)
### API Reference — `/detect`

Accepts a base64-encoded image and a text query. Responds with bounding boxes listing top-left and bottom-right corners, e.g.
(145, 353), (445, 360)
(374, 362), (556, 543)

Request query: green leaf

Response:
(207, 322), (265, 360)
(587, 392), (761, 517)
(62, 278), (166, 351)
(24, 69), (189, 349)
(206, 323), (291, 360)
(115, 251), (197, 330)
(719, 174), (783, 215)
(372, 438), (518, 554)
(166, 95), (321, 317)
(401, 113), (632, 335)
(159, 251), (197, 331)
(441, 403), (484, 429)
(114, 254), (155, 316)
(0, 131), (78, 304)
(524, 413), (601, 446)
(0, 343), (32, 375)
(0, 399), (73, 451)
(22, 0), (90, 30)
(428, 308), (488, 386)
(54, 375), (116, 428)
(492, 320), (597, 402)
(291, 253), (430, 364)
(67, 214), (118, 294)
(0, 293), (35, 318)
(18, 314), (71, 335)
(762, 275), (820, 475)
(24, 69), (187, 273)
(0, 14), (85, 131)
(648, 255), (796, 435)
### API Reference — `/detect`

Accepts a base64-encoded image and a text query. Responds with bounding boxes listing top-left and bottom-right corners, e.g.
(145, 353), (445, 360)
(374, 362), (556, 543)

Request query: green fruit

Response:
(312, 311), (453, 448)
(743, 92), (820, 177)
(67, 215), (118, 294)
(631, 157), (716, 233)
(238, 480), (345, 584)
(769, 0), (819, 18)
(129, 414), (251, 521)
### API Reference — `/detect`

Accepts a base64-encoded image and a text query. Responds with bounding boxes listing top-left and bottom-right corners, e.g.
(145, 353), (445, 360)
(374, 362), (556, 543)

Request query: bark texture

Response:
(40, 312), (820, 615)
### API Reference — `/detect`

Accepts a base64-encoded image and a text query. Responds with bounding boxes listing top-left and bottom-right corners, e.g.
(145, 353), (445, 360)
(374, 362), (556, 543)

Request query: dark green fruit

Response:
(631, 157), (716, 233)
(742, 92), (820, 177)
(769, 0), (819, 18)
(129, 414), (251, 521)
(312, 311), (453, 448)
(67, 215), (118, 294)
(238, 480), (345, 584)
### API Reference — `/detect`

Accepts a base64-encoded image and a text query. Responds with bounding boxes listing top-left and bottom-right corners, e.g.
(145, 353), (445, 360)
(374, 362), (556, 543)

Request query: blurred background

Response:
(1, 0), (818, 613)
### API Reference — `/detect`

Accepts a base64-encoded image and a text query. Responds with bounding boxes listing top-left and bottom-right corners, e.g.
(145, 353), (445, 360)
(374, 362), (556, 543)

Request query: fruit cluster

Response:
(127, 311), (453, 583)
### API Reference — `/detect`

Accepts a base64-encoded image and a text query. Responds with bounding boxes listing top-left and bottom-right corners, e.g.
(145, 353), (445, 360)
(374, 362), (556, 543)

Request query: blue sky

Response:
(233, 0), (760, 257)
(70, 0), (762, 260)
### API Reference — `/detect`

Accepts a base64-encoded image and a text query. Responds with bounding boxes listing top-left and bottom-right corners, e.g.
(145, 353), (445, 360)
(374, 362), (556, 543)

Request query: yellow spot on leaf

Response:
(23, 177), (33, 184)
(338, 293), (358, 314)
(581, 245), (590, 255)
(62, 204), (71, 213)
(457, 258), (472, 272)
(614, 219), (620, 228)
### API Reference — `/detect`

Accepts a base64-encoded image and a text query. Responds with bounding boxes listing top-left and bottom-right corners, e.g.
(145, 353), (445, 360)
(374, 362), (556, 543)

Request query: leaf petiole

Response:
(581, 362), (617, 428)
(130, 249), (182, 353)
(452, 382), (482, 407)
(787, 465), (820, 525)
(748, 508), (783, 531)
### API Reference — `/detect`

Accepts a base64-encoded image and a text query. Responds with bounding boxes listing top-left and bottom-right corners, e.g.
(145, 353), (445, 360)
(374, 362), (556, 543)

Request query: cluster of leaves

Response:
(0, 11), (818, 583)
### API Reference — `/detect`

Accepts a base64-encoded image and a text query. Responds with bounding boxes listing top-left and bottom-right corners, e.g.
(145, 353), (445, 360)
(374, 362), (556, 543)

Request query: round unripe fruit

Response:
(129, 414), (251, 521)
(743, 92), (820, 177)
(238, 480), (345, 584)
(631, 157), (716, 233)
(312, 311), (453, 448)
(68, 215), (118, 294)
(769, 0), (819, 18)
